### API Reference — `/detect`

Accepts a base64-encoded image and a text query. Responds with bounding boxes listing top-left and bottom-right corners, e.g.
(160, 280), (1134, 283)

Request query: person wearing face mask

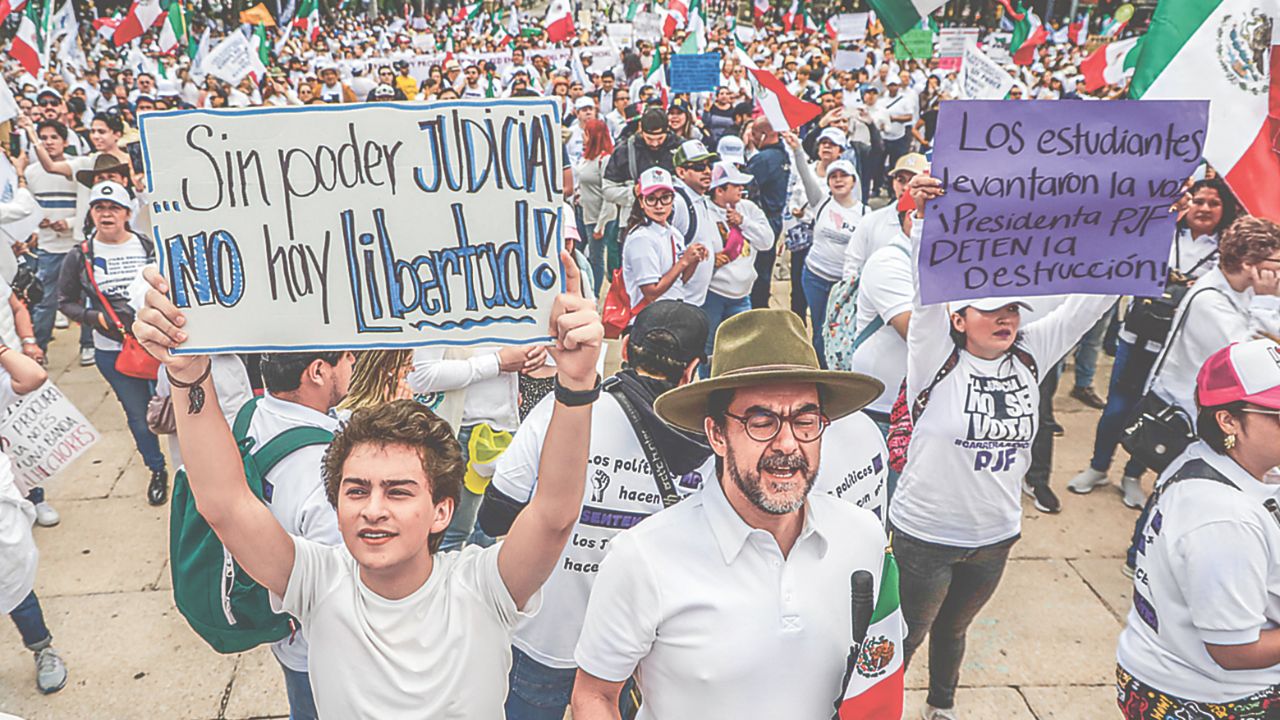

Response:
(1069, 178), (1243, 509)
(784, 131), (868, 367)
(1116, 339), (1280, 720)
(893, 174), (1116, 720)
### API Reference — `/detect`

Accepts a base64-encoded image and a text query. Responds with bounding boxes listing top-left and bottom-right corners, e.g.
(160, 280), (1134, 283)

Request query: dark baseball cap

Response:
(628, 301), (709, 364)
(640, 106), (668, 133)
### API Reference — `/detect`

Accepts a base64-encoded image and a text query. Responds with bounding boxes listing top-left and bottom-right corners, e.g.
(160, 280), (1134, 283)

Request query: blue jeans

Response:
(504, 647), (640, 720)
(31, 250), (65, 352)
(699, 291), (750, 378)
(585, 221), (618, 299)
(95, 349), (166, 472)
(1072, 305), (1114, 389)
(279, 662), (318, 720)
(1089, 339), (1151, 479)
(799, 266), (834, 369)
(9, 591), (51, 650)
(441, 424), (497, 551)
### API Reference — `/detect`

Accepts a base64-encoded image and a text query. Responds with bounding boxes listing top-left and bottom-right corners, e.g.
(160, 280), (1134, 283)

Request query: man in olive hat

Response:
(572, 309), (894, 719)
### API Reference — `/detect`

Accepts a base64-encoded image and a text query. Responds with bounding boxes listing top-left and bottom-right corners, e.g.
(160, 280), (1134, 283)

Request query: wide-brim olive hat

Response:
(654, 309), (885, 434)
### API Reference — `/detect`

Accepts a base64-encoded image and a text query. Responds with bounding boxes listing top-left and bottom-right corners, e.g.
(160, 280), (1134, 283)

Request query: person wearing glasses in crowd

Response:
(892, 174), (1117, 720)
(620, 168), (709, 312)
(1117, 339), (1280, 719)
(571, 308), (888, 719)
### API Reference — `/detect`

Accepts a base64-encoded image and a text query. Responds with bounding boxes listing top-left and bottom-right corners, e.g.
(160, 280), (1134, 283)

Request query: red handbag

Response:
(602, 268), (648, 340)
(82, 243), (160, 381)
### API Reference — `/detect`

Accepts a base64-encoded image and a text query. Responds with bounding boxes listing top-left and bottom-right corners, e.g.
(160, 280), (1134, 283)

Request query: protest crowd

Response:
(0, 0), (1278, 716)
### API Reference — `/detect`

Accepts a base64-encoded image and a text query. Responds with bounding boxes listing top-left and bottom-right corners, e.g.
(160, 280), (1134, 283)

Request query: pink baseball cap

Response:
(637, 167), (674, 196)
(1197, 339), (1280, 410)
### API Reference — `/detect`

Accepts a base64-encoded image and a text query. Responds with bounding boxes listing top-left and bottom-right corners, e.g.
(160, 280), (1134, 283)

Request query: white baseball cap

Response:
(88, 181), (131, 210)
(637, 167), (675, 196)
(716, 135), (746, 165)
(574, 96), (595, 111)
(826, 159), (857, 178)
(817, 126), (849, 149)
(949, 297), (1035, 313)
(709, 161), (754, 190)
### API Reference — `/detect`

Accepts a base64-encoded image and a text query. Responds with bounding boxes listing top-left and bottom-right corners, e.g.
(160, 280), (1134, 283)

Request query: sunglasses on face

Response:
(684, 161), (711, 172)
(38, 99), (60, 107)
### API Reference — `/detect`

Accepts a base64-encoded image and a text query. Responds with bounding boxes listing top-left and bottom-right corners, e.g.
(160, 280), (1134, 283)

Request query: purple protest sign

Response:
(919, 100), (1209, 305)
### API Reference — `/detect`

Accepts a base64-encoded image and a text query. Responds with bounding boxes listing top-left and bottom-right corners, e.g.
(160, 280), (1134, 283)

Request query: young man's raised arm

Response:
(498, 254), (602, 609)
(132, 267), (295, 597)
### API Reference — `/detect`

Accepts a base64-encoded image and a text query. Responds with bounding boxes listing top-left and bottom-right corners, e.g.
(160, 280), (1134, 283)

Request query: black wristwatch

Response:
(554, 375), (602, 407)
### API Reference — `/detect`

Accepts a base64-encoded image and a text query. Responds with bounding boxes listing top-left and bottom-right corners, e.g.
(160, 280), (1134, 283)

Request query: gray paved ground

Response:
(0, 301), (1138, 719)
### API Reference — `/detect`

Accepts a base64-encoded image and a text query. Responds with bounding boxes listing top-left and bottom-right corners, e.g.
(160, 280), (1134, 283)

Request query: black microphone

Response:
(850, 569), (875, 647)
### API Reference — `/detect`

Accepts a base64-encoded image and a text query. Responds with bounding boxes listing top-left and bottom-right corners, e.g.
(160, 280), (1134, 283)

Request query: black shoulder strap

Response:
(674, 186), (699, 245)
(1150, 457), (1240, 511)
(604, 379), (680, 509)
(910, 346), (960, 424)
(1147, 286), (1229, 391)
(1010, 345), (1039, 383)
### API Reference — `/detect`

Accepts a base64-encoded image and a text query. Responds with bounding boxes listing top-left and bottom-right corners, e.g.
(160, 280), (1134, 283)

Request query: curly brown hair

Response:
(1219, 216), (1280, 274)
(322, 400), (464, 553)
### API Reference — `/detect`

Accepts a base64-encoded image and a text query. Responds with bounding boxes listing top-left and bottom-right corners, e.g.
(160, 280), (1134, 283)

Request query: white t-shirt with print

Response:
(805, 198), (868, 282)
(841, 203), (902, 280)
(90, 235), (149, 351)
(621, 222), (685, 309)
(275, 537), (539, 719)
(850, 235), (912, 416)
(811, 411), (889, 522)
(1117, 442), (1280, 702)
(888, 218), (1117, 547)
(491, 391), (712, 668)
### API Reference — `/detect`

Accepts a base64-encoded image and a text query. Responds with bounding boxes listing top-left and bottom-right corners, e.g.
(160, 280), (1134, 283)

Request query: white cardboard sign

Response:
(0, 382), (99, 495)
(958, 45), (1015, 99)
(139, 99), (566, 354)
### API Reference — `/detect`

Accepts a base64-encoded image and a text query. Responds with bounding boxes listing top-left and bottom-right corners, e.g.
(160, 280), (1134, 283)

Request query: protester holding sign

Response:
(57, 181), (168, 506)
(891, 173), (1117, 720)
(0, 336), (67, 696)
(132, 253), (603, 719)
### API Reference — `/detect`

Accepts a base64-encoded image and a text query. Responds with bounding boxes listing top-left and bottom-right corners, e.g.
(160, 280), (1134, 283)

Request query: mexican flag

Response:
(750, 64), (820, 131)
(157, 0), (187, 54)
(543, 0), (574, 42)
(797, 0), (818, 34)
(251, 22), (270, 67)
(453, 1), (481, 23)
(781, 0), (796, 32)
(113, 0), (163, 46)
(293, 0), (320, 42)
(645, 50), (668, 104)
(663, 0), (688, 38)
(93, 14), (121, 41)
(1010, 5), (1048, 65)
(1068, 10), (1090, 45)
(1131, 0), (1280, 220)
(680, 0), (706, 52)
(1100, 13), (1127, 39)
(8, 0), (44, 77)
(865, 0), (946, 39)
(625, 0), (640, 22)
(835, 552), (905, 719)
(1080, 36), (1142, 92)
(753, 0), (769, 22)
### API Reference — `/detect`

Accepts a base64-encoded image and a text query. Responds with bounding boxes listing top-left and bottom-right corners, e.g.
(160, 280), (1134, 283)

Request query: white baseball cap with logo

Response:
(716, 135), (747, 165)
(948, 297), (1035, 314)
(637, 167), (675, 196)
(709, 161), (754, 190)
(817, 126), (850, 149)
(88, 181), (132, 210)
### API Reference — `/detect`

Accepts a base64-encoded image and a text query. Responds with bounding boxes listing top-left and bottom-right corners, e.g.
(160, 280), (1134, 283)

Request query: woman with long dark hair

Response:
(619, 168), (707, 313)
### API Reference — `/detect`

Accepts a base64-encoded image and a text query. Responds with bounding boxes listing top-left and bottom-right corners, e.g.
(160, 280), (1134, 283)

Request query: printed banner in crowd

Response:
(919, 100), (1209, 305)
(669, 52), (721, 93)
(355, 45), (615, 83)
(957, 45), (1015, 99)
(139, 98), (567, 354)
(0, 382), (100, 495)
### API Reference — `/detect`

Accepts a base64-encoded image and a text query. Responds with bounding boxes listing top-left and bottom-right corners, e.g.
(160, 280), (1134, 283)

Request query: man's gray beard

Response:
(726, 450), (816, 516)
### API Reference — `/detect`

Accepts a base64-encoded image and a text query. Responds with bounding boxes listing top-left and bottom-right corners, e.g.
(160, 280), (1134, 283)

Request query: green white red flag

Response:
(113, 0), (162, 46)
(864, 0), (946, 39)
(292, 0), (321, 42)
(1131, 0), (1280, 220)
(1080, 36), (1142, 92)
(1010, 5), (1048, 65)
(836, 551), (905, 719)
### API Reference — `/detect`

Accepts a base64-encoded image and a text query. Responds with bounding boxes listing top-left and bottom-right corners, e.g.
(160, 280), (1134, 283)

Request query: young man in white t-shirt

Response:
(133, 257), (603, 719)
(479, 301), (713, 719)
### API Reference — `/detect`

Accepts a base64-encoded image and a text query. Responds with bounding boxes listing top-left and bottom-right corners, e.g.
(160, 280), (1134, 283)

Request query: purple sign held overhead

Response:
(919, 100), (1209, 305)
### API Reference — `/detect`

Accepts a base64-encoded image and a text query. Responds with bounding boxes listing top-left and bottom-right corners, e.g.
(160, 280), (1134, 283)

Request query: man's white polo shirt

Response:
(575, 470), (888, 718)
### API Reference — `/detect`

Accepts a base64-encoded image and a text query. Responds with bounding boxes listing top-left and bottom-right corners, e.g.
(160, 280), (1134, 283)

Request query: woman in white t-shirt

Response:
(893, 174), (1116, 720)
(1116, 339), (1280, 718)
(619, 167), (708, 314)
(57, 181), (168, 506)
(702, 161), (774, 370)
(0, 342), (69, 694)
(785, 131), (868, 366)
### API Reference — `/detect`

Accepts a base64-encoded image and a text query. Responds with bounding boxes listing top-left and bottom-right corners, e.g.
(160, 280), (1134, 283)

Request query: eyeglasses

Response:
(724, 410), (829, 443)
(683, 161), (711, 172)
(642, 192), (674, 207)
(38, 99), (60, 107)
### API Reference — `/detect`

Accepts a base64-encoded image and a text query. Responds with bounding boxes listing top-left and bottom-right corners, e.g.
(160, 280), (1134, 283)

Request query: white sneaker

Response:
(1122, 476), (1147, 509)
(1067, 468), (1109, 494)
(34, 646), (66, 694)
(922, 704), (959, 720)
(79, 348), (94, 366)
(54, 313), (69, 329)
(33, 501), (59, 527)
